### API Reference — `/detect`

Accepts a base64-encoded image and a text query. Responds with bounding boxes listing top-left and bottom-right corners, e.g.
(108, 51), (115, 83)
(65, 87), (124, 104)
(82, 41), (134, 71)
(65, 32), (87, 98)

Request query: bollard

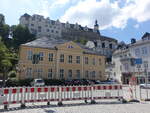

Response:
(20, 103), (26, 108)
(90, 86), (96, 104)
(91, 100), (96, 104)
(47, 102), (50, 105)
(57, 101), (63, 106)
(58, 86), (63, 106)
(84, 100), (88, 104)
(4, 105), (8, 110)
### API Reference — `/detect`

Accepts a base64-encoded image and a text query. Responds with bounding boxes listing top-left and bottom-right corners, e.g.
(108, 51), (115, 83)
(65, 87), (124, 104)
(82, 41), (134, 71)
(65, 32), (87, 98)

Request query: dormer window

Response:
(84, 26), (88, 31)
(74, 23), (79, 30)
(67, 45), (73, 48)
(65, 21), (70, 28)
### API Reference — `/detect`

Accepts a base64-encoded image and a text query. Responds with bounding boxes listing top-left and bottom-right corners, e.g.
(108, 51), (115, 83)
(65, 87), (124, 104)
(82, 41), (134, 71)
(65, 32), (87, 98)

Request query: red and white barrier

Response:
(0, 84), (123, 108)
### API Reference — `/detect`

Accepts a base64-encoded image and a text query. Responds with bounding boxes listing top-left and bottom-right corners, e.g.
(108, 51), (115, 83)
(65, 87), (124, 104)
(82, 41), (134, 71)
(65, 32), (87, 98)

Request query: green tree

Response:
(0, 37), (17, 86)
(74, 38), (87, 45)
(0, 14), (5, 25)
(0, 14), (12, 48)
(12, 25), (36, 50)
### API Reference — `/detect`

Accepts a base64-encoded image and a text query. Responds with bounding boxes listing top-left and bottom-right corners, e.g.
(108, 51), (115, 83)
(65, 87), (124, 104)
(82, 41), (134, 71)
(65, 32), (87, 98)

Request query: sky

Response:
(0, 0), (150, 43)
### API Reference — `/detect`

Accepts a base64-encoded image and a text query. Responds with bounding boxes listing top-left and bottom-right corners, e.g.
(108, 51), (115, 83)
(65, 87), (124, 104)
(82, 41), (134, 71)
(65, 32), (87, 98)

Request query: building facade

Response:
(18, 37), (106, 80)
(107, 33), (150, 84)
(86, 36), (118, 59)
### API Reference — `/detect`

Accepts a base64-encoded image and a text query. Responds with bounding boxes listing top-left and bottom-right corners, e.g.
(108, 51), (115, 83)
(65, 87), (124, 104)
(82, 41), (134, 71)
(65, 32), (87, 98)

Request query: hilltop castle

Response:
(19, 13), (118, 59)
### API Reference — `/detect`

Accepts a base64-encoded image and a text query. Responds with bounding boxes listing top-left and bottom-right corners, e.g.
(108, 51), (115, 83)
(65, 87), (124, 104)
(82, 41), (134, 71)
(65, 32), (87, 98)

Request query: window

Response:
(85, 57), (88, 64)
(68, 45), (73, 48)
(48, 53), (53, 61)
(99, 58), (101, 65)
(48, 69), (52, 79)
(91, 71), (96, 78)
(39, 52), (44, 61)
(37, 68), (42, 78)
(68, 70), (72, 79)
(60, 54), (64, 62)
(114, 72), (116, 77)
(93, 58), (96, 65)
(47, 29), (49, 32)
(135, 48), (140, 56)
(124, 63), (128, 71)
(102, 42), (105, 48)
(142, 47), (148, 55)
(109, 43), (112, 49)
(32, 17), (35, 21)
(76, 70), (80, 79)
(120, 65), (122, 71)
(27, 50), (33, 60)
(85, 71), (89, 78)
(56, 31), (58, 33)
(26, 68), (32, 77)
(51, 30), (54, 33)
(143, 61), (148, 69)
(31, 24), (34, 26)
(68, 55), (72, 63)
(38, 26), (41, 32)
(99, 71), (102, 78)
(60, 69), (64, 79)
(76, 56), (80, 64)
(39, 18), (41, 22)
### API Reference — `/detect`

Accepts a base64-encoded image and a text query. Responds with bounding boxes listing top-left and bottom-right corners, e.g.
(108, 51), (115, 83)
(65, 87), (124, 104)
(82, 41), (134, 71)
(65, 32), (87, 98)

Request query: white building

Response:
(20, 14), (62, 38)
(108, 32), (150, 84)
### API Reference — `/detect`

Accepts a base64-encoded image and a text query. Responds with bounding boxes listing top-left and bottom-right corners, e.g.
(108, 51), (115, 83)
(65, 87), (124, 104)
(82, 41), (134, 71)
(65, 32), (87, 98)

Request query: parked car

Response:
(31, 79), (45, 87)
(140, 83), (150, 89)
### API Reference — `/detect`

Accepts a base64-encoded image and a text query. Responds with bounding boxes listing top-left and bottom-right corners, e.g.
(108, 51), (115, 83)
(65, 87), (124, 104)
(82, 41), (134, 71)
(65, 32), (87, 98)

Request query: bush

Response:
(44, 79), (65, 86)
(5, 78), (33, 87)
(8, 71), (16, 78)
(18, 78), (33, 86)
(5, 79), (19, 87)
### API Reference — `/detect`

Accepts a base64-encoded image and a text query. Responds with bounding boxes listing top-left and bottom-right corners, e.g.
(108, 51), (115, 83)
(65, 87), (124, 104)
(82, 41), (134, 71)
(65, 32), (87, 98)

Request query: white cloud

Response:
(134, 24), (139, 29)
(60, 0), (150, 30)
(36, 0), (50, 17)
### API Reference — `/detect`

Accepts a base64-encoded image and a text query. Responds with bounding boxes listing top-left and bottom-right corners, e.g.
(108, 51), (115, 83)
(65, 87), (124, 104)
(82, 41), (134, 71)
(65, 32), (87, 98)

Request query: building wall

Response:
(110, 36), (150, 84)
(130, 40), (150, 76)
(18, 42), (106, 81)
(20, 14), (62, 38)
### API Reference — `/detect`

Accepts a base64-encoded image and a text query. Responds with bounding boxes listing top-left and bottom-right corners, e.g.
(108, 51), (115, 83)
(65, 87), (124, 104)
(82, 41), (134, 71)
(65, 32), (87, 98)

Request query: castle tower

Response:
(93, 20), (100, 34)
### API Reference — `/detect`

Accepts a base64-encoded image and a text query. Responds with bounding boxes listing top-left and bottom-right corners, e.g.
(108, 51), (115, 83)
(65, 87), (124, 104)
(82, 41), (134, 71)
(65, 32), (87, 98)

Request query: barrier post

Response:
(58, 86), (63, 106)
(2, 88), (8, 110)
(91, 85), (96, 104)
(139, 86), (142, 101)
(4, 104), (8, 110)
(20, 87), (26, 108)
(47, 86), (50, 105)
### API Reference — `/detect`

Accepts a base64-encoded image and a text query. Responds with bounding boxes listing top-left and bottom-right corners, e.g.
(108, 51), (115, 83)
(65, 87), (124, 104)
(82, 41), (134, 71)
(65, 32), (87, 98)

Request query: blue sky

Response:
(0, 0), (150, 43)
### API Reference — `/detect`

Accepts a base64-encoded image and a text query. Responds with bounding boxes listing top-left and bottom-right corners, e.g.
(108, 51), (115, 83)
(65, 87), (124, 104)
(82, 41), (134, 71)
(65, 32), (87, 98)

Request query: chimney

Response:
(131, 38), (136, 44)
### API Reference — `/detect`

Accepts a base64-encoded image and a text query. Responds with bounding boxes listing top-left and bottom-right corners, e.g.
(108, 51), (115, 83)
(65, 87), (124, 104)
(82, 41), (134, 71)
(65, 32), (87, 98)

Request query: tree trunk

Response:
(2, 68), (7, 87)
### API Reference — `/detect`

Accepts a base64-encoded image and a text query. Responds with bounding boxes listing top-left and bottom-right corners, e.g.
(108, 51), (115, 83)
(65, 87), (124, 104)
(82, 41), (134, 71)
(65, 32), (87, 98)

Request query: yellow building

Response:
(18, 37), (106, 80)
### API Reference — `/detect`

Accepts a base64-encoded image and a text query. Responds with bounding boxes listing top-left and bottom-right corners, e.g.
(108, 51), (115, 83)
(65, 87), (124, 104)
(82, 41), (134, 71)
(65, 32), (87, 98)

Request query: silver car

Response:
(31, 79), (45, 87)
(140, 83), (150, 89)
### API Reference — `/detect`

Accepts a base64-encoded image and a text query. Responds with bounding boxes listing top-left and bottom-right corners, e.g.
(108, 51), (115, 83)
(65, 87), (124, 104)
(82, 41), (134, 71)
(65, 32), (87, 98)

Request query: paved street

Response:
(0, 85), (150, 113)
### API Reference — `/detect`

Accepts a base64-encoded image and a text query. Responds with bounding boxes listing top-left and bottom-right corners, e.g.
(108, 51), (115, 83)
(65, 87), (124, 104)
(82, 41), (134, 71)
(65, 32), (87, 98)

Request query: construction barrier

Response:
(0, 84), (123, 109)
(140, 88), (150, 101)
